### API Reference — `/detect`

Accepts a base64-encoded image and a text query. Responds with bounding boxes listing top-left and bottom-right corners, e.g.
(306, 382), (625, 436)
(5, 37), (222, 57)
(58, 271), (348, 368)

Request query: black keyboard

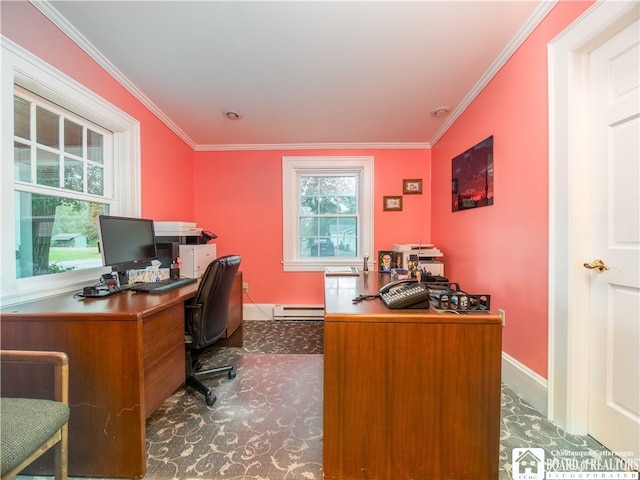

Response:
(129, 277), (197, 293)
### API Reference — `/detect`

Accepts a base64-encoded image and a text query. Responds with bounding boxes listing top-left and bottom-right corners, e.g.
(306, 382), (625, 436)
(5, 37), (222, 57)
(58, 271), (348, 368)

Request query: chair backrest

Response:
(185, 255), (241, 350)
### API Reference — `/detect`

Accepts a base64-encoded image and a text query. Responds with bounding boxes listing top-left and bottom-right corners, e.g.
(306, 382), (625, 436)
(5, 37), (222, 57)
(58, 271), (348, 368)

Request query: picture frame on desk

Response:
(379, 251), (403, 272)
(378, 251), (394, 271)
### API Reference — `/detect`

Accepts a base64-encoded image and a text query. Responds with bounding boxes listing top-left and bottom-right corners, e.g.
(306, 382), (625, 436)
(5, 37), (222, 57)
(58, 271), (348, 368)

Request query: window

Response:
(1, 41), (141, 304)
(14, 88), (112, 279)
(282, 156), (374, 272)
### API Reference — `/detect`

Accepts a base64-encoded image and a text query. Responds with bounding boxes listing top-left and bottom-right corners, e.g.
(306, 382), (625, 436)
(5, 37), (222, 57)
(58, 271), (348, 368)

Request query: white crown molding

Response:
(194, 142), (431, 152)
(430, 0), (558, 146)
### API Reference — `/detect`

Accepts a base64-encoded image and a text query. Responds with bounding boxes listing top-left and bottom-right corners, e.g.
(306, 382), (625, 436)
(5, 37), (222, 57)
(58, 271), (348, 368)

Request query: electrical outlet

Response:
(242, 282), (249, 293)
(498, 308), (506, 326)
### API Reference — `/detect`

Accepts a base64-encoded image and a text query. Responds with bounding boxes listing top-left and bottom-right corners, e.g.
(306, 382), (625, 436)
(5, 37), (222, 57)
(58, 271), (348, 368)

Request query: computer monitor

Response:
(97, 215), (158, 284)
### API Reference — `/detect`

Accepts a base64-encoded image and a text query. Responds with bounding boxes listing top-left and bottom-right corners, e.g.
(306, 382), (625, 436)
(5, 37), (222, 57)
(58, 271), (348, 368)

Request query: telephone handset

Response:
(379, 279), (431, 309)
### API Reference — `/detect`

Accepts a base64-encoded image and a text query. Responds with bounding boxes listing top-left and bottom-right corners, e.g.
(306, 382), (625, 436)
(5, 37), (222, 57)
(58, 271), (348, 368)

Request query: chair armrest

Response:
(0, 350), (69, 404)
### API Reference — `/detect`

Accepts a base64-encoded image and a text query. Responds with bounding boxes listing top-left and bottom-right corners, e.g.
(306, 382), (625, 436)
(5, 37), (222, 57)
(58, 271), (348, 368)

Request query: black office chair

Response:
(184, 254), (241, 406)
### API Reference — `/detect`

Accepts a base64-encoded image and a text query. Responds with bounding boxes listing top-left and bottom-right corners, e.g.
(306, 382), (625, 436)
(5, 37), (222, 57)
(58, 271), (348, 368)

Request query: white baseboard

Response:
(502, 352), (549, 417)
(243, 303), (275, 321)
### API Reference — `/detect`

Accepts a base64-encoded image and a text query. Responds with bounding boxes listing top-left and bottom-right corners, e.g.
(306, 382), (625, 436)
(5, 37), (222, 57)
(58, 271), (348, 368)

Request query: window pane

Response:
(87, 165), (104, 195)
(300, 217), (318, 236)
(300, 194), (318, 215)
(15, 191), (106, 278)
(36, 106), (59, 148)
(319, 176), (356, 194)
(88, 130), (103, 164)
(336, 217), (357, 255)
(64, 157), (83, 192)
(337, 195), (356, 214)
(319, 197), (339, 214)
(14, 95), (30, 139)
(14, 141), (31, 182)
(299, 217), (319, 257)
(36, 148), (59, 187)
(307, 237), (336, 258)
(64, 119), (83, 157)
(300, 176), (319, 196)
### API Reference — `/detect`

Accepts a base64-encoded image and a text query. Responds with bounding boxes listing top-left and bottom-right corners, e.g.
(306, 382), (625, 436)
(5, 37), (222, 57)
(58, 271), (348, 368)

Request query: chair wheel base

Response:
(186, 364), (235, 405)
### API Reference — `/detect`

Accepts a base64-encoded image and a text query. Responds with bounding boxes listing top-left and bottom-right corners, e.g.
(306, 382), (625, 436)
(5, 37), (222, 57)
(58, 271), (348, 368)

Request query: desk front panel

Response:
(323, 273), (503, 480)
(1, 314), (146, 477)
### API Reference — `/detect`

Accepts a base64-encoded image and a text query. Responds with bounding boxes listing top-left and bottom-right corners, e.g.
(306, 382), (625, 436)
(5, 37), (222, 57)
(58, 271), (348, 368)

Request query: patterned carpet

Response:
(142, 320), (631, 480)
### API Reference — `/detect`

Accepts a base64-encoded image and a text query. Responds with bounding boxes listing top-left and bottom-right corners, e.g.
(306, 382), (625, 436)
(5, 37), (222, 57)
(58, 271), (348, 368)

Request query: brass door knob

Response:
(583, 259), (609, 273)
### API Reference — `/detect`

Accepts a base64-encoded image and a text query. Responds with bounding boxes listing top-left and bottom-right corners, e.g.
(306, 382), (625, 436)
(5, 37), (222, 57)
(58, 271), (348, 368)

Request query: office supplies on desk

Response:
(325, 266), (360, 276)
(77, 273), (129, 298)
(425, 281), (491, 312)
(129, 277), (196, 293)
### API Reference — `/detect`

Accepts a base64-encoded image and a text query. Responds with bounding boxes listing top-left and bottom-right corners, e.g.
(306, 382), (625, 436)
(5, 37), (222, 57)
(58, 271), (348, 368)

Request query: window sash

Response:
(15, 87), (113, 201)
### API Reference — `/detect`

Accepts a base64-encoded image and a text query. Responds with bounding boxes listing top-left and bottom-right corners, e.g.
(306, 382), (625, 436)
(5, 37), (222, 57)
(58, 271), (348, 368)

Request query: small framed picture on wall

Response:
(383, 196), (403, 211)
(403, 179), (423, 195)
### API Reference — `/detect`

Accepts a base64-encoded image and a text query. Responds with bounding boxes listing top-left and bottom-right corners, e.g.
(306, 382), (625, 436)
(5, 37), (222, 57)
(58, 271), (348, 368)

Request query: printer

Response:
(154, 221), (216, 278)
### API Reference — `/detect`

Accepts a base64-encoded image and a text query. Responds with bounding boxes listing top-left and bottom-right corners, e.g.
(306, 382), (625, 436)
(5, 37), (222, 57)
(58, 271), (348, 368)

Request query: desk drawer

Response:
(143, 303), (185, 416)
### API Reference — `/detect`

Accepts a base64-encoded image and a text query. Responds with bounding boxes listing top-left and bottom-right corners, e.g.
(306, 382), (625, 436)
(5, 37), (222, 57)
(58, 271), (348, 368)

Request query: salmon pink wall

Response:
(194, 149), (430, 305)
(1, 2), (195, 222)
(430, 1), (593, 379)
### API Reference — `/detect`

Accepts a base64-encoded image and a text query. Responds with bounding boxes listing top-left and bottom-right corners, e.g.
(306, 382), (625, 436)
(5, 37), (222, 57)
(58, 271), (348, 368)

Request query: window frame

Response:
(282, 156), (374, 272)
(1, 38), (141, 305)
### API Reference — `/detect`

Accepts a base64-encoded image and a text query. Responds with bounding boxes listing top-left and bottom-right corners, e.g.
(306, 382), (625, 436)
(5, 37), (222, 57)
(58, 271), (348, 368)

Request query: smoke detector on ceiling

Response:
(430, 106), (451, 118)
(223, 109), (243, 120)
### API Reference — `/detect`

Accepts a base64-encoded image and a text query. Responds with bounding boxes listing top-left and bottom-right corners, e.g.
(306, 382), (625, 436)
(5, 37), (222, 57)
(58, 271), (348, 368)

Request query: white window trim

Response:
(1, 37), (141, 305)
(282, 156), (374, 272)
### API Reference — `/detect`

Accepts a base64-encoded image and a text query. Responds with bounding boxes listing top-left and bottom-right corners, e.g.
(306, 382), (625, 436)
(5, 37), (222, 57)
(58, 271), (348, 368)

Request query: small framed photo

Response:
(403, 178), (423, 195)
(383, 196), (403, 211)
(378, 250), (394, 272)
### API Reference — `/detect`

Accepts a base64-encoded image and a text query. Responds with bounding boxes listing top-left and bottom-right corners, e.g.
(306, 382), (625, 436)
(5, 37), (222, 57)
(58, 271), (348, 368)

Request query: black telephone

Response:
(379, 279), (431, 309)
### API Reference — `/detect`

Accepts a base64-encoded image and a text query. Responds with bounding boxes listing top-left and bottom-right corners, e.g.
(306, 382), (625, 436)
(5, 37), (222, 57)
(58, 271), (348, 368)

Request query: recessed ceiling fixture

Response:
(223, 109), (243, 120)
(430, 106), (451, 118)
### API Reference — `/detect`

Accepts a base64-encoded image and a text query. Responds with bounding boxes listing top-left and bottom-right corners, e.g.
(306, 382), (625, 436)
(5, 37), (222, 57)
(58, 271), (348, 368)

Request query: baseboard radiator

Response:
(273, 304), (325, 321)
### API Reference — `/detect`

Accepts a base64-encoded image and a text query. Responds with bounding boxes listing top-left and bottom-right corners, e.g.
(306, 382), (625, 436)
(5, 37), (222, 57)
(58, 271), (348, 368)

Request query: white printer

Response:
(153, 221), (216, 278)
(153, 221), (202, 244)
(392, 243), (444, 276)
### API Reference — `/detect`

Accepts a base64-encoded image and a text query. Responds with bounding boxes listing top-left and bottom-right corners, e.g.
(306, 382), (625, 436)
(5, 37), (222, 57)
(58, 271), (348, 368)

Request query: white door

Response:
(586, 18), (640, 456)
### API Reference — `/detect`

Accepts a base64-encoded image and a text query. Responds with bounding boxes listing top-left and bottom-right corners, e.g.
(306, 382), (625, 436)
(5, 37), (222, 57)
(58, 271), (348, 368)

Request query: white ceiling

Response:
(38, 1), (550, 150)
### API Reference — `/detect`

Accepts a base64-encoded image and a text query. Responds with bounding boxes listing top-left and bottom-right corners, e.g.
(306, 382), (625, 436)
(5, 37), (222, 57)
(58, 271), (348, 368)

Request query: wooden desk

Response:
(0, 284), (197, 478)
(323, 274), (503, 480)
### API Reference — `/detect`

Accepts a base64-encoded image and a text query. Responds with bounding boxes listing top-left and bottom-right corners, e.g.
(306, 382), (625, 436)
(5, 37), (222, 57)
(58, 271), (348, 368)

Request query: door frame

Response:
(548, 0), (639, 434)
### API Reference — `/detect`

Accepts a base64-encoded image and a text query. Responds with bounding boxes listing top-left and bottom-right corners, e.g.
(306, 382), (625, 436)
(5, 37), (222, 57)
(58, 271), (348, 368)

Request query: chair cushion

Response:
(1, 397), (70, 475)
